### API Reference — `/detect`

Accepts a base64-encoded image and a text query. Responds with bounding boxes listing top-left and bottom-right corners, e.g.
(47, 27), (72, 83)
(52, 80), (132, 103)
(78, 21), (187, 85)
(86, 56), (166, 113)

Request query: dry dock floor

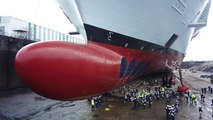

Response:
(0, 69), (213, 120)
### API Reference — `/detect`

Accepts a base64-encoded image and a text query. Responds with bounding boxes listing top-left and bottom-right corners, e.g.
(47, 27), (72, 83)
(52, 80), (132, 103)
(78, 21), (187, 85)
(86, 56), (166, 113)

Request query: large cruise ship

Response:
(15, 0), (211, 100)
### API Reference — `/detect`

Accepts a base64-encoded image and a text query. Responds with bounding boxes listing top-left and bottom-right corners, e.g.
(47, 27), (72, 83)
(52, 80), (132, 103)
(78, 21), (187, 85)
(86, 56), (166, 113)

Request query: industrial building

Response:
(0, 16), (86, 44)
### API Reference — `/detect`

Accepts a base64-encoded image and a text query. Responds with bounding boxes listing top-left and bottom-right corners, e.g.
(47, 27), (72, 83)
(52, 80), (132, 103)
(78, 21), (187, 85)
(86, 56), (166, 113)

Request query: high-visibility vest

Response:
(162, 87), (165, 92)
(142, 93), (145, 98)
(192, 94), (196, 100)
(91, 99), (95, 106)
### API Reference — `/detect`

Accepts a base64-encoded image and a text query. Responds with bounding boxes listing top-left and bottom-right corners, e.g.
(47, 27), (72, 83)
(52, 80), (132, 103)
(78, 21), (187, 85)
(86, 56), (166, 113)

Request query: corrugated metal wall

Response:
(0, 16), (86, 44)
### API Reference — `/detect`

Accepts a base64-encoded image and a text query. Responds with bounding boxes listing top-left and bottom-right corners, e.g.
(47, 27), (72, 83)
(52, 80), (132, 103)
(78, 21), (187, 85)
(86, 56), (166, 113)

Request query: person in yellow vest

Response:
(142, 92), (145, 98)
(191, 93), (197, 104)
(160, 87), (165, 99)
(161, 87), (165, 92)
(91, 98), (95, 111)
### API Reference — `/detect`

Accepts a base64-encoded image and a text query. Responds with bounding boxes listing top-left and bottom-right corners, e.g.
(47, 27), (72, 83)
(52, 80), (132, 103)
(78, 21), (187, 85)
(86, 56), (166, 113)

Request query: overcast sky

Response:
(0, 0), (212, 61)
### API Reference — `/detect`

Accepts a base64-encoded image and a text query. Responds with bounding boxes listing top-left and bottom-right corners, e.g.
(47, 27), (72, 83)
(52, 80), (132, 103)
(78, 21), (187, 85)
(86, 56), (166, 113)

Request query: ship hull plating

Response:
(15, 41), (182, 100)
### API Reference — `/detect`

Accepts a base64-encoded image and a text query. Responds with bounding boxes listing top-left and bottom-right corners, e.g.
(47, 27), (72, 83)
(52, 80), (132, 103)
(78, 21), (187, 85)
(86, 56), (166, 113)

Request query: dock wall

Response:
(0, 35), (34, 90)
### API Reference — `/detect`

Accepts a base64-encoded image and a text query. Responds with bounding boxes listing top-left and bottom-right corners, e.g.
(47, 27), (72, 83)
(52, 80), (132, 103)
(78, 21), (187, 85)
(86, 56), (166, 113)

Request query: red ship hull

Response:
(15, 41), (183, 100)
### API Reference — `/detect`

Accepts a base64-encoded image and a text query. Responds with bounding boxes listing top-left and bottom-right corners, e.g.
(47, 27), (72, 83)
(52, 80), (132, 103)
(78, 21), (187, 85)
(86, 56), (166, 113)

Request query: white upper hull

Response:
(57, 0), (211, 54)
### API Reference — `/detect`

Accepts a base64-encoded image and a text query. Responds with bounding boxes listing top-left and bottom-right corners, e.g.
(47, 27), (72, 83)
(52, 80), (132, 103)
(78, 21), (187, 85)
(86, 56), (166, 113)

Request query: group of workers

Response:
(124, 89), (153, 109)
(154, 86), (179, 101)
(184, 91), (197, 104)
(89, 82), (213, 119)
(122, 84), (181, 111)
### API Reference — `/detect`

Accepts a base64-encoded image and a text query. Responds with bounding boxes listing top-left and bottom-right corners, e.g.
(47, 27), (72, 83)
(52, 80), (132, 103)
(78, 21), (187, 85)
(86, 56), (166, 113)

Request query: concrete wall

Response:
(0, 35), (34, 90)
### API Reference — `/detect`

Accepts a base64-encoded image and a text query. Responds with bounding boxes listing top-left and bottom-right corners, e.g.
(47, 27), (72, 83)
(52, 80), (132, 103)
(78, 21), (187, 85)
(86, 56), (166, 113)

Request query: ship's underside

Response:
(15, 24), (184, 100)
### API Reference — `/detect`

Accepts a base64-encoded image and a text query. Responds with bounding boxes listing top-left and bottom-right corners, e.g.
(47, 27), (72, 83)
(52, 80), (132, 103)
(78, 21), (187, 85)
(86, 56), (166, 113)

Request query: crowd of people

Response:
(117, 83), (181, 120)
(88, 81), (213, 119)
(123, 87), (153, 109)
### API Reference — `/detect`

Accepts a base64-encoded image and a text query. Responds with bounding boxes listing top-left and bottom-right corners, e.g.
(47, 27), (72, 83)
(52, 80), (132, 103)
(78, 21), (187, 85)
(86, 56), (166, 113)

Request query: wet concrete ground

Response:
(0, 69), (213, 120)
